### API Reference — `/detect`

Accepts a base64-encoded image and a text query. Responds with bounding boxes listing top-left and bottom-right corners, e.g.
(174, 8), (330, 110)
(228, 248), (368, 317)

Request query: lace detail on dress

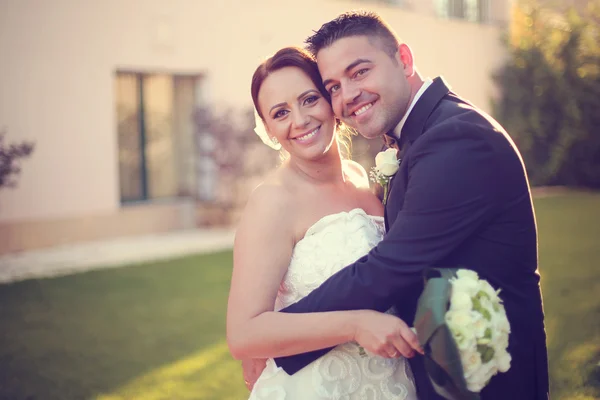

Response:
(249, 209), (418, 400)
(274, 208), (385, 311)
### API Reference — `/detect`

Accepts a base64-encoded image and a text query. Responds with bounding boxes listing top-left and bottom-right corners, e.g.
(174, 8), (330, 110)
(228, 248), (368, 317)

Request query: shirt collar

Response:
(393, 78), (434, 139)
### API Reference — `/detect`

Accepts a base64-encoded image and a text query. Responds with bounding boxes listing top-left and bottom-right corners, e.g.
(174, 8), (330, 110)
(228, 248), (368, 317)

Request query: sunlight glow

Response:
(96, 341), (247, 400)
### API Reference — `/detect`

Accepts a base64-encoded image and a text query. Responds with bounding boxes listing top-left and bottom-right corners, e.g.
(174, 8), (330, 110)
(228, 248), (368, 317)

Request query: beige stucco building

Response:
(0, 0), (512, 254)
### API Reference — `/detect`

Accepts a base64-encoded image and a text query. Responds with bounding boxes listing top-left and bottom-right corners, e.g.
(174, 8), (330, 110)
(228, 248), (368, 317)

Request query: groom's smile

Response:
(348, 100), (378, 125)
(353, 103), (374, 116)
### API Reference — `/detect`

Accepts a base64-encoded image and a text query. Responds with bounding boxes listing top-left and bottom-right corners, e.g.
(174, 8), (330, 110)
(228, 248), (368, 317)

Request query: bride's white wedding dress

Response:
(249, 208), (418, 400)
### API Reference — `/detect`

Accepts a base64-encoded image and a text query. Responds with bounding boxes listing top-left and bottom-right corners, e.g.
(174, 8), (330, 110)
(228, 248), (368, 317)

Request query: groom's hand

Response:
(353, 310), (424, 359)
(241, 358), (267, 391)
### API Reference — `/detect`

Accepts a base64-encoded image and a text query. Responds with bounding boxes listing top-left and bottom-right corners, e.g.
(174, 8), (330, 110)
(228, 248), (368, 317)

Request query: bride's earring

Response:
(271, 137), (279, 147)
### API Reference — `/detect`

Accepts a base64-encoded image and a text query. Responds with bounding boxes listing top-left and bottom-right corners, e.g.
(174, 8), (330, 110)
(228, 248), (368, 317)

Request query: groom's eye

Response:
(328, 84), (340, 94)
(354, 68), (369, 78)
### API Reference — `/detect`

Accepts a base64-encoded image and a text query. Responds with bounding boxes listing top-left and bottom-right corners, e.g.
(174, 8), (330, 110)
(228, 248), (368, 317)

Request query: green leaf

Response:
(477, 290), (490, 301)
(472, 296), (482, 312)
(484, 328), (492, 340)
(477, 344), (496, 363)
(481, 308), (492, 321)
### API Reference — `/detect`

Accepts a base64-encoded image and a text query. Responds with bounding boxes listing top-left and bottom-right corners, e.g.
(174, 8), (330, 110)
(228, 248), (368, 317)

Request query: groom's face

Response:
(317, 36), (412, 139)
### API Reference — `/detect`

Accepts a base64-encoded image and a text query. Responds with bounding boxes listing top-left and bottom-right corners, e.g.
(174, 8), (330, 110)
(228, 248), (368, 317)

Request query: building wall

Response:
(0, 0), (509, 252)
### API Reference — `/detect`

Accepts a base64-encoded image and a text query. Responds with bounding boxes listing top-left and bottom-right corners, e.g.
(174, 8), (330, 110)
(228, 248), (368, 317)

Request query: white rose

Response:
(496, 350), (512, 372)
(466, 378), (486, 393)
(491, 309), (511, 333)
(456, 269), (479, 281)
(454, 330), (476, 351)
(446, 309), (474, 331)
(492, 331), (509, 351)
(451, 277), (480, 297)
(466, 359), (497, 392)
(446, 310), (476, 349)
(471, 313), (489, 338)
(480, 279), (498, 298)
(450, 290), (473, 311)
(461, 349), (482, 377)
(375, 148), (400, 176)
(483, 360), (499, 381)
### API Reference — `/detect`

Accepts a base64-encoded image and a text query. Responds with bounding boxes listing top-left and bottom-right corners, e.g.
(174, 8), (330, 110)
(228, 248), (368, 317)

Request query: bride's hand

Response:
(352, 310), (424, 359)
(242, 358), (267, 391)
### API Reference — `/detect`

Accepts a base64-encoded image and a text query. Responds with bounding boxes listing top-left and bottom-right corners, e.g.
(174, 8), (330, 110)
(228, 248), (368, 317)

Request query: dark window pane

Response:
(116, 72), (143, 202)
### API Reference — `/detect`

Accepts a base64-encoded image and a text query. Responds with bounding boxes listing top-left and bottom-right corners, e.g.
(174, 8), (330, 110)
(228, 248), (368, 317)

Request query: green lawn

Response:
(0, 192), (598, 400)
(0, 251), (246, 400)
(536, 193), (600, 399)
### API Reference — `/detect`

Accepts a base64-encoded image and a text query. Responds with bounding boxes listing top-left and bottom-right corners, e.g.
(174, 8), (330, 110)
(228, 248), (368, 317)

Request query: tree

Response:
(0, 129), (35, 189)
(493, 0), (600, 187)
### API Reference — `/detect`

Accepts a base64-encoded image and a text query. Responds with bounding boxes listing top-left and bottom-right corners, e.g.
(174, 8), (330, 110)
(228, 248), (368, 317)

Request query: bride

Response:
(226, 46), (420, 399)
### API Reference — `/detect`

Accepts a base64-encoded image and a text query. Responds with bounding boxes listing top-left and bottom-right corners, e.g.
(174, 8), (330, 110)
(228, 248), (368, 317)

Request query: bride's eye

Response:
(273, 109), (289, 119)
(303, 95), (319, 106)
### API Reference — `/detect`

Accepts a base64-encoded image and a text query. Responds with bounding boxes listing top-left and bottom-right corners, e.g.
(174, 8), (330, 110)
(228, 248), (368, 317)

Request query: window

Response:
(436, 0), (489, 23)
(115, 72), (200, 203)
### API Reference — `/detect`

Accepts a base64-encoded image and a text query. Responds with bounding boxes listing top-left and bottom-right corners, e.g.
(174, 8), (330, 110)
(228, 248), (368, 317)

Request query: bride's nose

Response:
(292, 110), (310, 129)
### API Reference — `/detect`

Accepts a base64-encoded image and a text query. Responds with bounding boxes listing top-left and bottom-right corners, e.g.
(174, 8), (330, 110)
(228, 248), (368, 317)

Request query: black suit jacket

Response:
(274, 77), (549, 399)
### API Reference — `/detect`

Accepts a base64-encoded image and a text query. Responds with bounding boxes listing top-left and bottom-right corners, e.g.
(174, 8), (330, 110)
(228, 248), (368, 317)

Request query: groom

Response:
(245, 11), (549, 399)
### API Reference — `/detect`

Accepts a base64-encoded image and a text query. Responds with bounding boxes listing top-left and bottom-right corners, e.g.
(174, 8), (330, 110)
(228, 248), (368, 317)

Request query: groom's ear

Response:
(397, 44), (415, 78)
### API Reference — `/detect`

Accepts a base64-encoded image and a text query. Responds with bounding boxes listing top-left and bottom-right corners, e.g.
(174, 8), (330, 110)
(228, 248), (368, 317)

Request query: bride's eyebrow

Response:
(297, 89), (319, 100)
(269, 89), (319, 113)
(269, 102), (287, 113)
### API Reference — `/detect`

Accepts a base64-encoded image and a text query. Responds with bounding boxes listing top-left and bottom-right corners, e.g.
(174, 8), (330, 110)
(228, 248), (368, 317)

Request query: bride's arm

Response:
(226, 183), (359, 360)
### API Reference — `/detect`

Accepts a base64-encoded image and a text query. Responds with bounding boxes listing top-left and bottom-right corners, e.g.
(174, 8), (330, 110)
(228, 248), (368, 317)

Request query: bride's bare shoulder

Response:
(342, 159), (370, 190)
(239, 168), (294, 227)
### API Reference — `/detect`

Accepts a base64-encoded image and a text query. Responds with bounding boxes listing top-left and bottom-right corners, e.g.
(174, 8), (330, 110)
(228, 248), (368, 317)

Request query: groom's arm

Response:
(275, 125), (508, 374)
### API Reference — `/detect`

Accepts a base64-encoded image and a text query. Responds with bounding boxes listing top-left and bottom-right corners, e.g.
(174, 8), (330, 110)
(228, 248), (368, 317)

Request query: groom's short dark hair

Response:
(305, 11), (400, 58)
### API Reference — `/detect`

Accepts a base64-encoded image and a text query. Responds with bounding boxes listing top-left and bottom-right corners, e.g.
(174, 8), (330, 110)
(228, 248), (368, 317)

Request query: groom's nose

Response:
(342, 82), (362, 113)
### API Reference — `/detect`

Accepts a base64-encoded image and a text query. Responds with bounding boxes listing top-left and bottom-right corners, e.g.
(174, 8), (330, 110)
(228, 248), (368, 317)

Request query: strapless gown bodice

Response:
(248, 208), (418, 400)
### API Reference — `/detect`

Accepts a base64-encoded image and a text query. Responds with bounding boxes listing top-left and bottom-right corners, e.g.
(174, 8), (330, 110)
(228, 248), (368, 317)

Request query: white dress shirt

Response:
(392, 78), (434, 140)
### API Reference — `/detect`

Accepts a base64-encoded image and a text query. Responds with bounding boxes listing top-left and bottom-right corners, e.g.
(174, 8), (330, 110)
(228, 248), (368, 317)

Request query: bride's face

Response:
(258, 66), (336, 160)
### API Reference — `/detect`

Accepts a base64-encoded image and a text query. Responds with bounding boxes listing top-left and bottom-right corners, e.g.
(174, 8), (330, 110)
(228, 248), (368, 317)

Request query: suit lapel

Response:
(397, 76), (452, 149)
(383, 77), (452, 231)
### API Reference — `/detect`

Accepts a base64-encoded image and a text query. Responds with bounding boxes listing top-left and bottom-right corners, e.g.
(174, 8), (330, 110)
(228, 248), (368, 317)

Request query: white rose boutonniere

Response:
(370, 148), (400, 205)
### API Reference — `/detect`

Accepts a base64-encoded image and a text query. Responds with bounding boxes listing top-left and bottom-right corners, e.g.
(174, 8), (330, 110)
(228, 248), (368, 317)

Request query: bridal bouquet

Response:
(414, 268), (512, 399)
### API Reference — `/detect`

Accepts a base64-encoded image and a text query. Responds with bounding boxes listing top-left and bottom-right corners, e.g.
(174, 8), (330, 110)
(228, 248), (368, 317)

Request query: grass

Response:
(536, 193), (600, 399)
(0, 251), (247, 400)
(0, 192), (598, 399)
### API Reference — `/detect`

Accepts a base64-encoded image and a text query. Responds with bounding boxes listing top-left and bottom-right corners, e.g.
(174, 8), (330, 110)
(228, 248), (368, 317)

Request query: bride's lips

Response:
(291, 126), (320, 145)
